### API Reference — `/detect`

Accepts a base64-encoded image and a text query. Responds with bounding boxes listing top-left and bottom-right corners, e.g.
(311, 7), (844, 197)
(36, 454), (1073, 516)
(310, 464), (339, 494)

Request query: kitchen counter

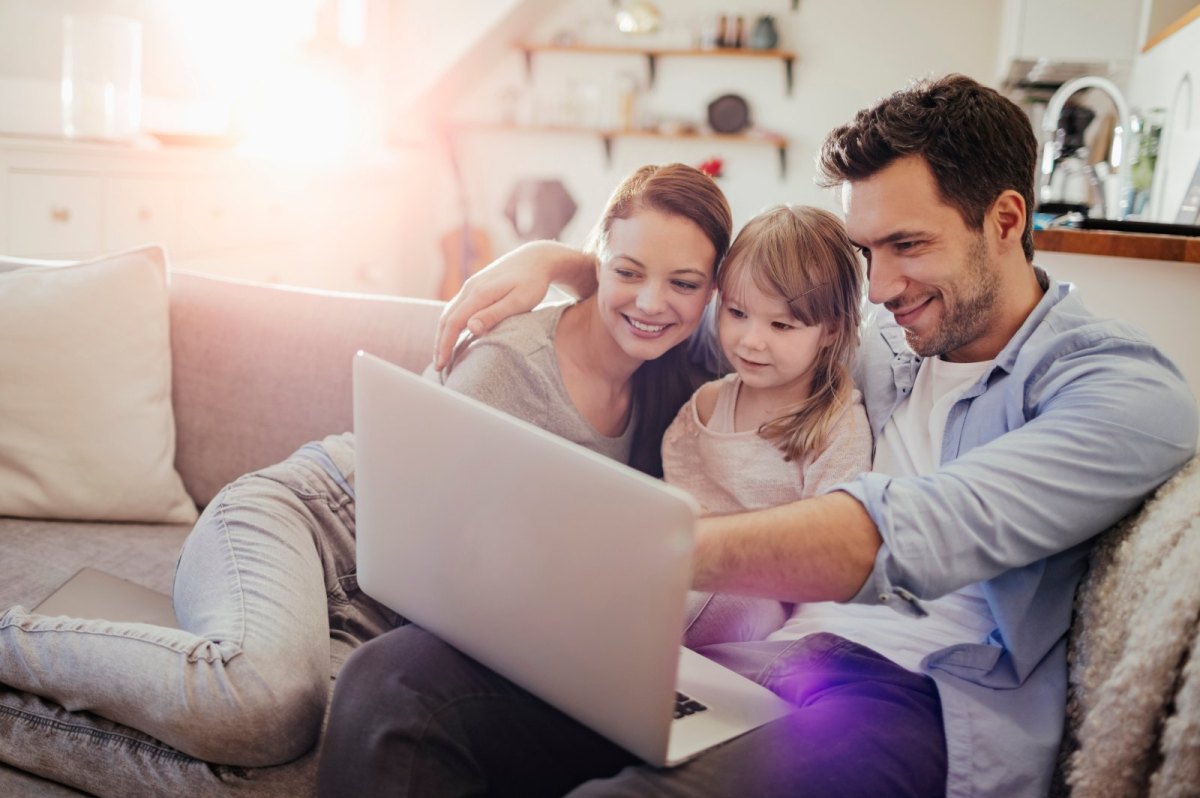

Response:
(1034, 228), (1200, 264)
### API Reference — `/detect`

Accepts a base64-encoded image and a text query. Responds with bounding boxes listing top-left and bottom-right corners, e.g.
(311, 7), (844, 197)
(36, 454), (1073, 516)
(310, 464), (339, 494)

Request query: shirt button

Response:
(878, 594), (889, 602)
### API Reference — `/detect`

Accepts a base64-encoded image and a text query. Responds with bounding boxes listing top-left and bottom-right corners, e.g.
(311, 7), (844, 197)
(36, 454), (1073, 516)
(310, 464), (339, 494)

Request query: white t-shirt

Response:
(766, 356), (997, 673)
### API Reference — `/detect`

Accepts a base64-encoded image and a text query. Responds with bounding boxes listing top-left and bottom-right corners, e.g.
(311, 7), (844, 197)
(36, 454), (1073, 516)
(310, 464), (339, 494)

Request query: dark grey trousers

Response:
(317, 627), (946, 797)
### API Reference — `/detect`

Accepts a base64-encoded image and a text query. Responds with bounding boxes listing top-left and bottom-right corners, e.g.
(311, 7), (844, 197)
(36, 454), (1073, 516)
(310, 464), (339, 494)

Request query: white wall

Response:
(445, 0), (1003, 259)
(1126, 12), (1200, 222)
(1038, 250), (1200, 398)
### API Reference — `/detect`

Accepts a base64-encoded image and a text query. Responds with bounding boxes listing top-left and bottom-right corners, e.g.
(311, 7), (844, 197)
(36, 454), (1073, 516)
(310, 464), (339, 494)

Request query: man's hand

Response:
(433, 241), (598, 370)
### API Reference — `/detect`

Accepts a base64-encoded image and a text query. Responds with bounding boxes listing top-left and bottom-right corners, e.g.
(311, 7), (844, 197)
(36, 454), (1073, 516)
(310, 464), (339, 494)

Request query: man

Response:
(317, 75), (1197, 797)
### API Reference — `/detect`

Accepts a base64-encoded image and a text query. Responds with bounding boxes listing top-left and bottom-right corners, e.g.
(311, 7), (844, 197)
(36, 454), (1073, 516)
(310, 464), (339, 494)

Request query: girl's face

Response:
(718, 273), (829, 397)
(595, 208), (717, 365)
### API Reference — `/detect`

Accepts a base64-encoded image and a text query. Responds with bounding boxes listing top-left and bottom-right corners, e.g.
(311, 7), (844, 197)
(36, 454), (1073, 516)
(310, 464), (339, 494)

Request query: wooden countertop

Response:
(1034, 228), (1200, 264)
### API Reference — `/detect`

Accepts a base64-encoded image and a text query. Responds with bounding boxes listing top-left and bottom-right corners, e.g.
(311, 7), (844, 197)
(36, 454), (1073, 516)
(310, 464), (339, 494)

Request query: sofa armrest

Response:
(169, 271), (444, 506)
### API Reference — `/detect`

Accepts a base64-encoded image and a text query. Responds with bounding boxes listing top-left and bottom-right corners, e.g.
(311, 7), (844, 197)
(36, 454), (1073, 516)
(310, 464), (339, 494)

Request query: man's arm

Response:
(693, 491), (882, 603)
(434, 241), (598, 369)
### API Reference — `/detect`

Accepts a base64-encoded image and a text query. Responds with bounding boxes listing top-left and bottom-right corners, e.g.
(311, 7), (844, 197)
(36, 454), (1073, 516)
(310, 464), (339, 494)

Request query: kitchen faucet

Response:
(1039, 75), (1132, 220)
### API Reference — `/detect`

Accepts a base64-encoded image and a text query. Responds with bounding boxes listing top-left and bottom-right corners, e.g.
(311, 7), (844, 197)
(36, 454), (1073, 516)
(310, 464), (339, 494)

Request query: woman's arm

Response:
(434, 241), (598, 370)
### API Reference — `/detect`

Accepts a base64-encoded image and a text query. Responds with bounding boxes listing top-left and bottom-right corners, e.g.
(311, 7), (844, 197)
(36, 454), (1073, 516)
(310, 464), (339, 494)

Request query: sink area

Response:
(1076, 218), (1200, 237)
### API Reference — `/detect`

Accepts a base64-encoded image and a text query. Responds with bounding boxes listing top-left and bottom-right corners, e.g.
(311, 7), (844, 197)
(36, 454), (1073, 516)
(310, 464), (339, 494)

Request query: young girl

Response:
(663, 204), (872, 647)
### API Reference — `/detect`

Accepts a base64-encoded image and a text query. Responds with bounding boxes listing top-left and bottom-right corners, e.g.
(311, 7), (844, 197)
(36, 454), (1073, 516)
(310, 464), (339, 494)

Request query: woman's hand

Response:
(433, 241), (598, 369)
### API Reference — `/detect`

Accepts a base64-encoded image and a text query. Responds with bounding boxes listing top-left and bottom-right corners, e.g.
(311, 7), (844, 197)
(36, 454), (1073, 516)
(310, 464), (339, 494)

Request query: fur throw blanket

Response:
(1055, 456), (1200, 797)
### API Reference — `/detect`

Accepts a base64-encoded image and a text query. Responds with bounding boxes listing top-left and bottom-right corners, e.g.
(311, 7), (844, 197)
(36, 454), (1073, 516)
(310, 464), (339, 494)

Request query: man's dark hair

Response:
(817, 74), (1038, 261)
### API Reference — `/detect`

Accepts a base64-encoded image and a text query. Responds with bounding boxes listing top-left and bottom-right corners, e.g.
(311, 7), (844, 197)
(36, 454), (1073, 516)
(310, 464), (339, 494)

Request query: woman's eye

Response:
(614, 268), (638, 279)
(672, 280), (700, 292)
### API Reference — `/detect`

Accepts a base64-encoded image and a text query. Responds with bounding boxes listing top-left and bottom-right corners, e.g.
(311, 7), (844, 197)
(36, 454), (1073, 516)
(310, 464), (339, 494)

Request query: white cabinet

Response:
(0, 137), (415, 295)
(104, 177), (181, 253)
(7, 172), (102, 256)
(996, 0), (1145, 84)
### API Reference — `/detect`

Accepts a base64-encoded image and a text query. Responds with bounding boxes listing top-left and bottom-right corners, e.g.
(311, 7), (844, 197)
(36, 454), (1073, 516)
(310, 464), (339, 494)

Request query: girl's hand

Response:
(433, 241), (598, 369)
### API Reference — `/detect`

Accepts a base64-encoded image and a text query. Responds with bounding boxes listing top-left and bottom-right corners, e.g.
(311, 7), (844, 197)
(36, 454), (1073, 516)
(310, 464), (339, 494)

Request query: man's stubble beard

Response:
(906, 234), (1000, 359)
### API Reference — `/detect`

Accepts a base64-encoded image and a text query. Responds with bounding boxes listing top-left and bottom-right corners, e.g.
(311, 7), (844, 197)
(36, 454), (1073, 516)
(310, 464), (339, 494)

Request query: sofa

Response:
(1, 250), (1197, 797)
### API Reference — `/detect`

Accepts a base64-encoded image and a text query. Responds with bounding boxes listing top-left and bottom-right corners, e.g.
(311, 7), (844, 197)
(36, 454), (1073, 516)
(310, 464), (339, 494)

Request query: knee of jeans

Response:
(184, 663), (328, 766)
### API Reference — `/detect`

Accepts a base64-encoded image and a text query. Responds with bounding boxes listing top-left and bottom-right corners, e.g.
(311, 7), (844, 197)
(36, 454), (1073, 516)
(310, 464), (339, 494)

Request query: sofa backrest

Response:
(169, 271), (444, 507)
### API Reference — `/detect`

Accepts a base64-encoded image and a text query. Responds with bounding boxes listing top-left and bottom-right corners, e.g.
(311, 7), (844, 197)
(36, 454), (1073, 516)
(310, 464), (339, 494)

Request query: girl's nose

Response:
(742, 322), (767, 349)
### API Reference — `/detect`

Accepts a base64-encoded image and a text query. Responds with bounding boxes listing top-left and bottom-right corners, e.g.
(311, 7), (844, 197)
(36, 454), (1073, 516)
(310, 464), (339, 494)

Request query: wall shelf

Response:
(515, 43), (797, 94)
(452, 123), (790, 178)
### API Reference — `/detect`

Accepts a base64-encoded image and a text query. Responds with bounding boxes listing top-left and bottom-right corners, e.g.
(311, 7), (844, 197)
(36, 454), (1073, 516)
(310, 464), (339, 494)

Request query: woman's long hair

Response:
(586, 163), (733, 476)
(719, 205), (863, 461)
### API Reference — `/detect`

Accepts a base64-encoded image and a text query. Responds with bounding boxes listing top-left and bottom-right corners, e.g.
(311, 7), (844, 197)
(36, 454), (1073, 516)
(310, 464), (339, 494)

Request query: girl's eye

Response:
(771, 321), (794, 331)
(725, 306), (746, 319)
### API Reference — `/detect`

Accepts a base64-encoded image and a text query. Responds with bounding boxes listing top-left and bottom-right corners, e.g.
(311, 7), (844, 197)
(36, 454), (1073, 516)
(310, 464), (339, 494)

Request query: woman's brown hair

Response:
(587, 163), (733, 477)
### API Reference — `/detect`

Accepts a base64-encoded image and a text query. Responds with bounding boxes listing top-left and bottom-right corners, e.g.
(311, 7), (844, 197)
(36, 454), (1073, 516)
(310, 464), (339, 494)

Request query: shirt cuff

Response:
(836, 477), (929, 618)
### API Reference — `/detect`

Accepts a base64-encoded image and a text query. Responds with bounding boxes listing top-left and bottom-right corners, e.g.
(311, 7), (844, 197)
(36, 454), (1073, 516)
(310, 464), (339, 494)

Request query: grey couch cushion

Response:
(169, 271), (443, 508)
(0, 518), (189, 611)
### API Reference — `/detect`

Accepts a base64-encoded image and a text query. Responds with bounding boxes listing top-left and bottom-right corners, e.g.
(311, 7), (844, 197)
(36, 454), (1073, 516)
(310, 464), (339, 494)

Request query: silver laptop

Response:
(353, 351), (794, 767)
(34, 567), (177, 627)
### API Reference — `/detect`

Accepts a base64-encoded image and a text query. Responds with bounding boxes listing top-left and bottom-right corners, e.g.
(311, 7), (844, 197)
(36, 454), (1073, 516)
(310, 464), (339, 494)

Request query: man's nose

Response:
(866, 255), (904, 306)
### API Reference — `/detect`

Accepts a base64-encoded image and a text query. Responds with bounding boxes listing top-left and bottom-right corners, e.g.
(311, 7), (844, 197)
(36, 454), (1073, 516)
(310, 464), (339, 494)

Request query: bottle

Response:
(715, 14), (728, 48)
(1126, 109), (1164, 219)
(750, 15), (779, 50)
(732, 15), (745, 48)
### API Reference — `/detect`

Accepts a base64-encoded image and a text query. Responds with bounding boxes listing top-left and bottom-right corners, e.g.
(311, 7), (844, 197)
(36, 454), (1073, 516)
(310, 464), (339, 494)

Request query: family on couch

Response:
(2, 74), (1197, 798)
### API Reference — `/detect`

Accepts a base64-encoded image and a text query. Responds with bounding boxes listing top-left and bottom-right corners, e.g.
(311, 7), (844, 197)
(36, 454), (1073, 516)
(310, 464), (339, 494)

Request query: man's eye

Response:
(855, 246), (871, 262)
(895, 241), (919, 252)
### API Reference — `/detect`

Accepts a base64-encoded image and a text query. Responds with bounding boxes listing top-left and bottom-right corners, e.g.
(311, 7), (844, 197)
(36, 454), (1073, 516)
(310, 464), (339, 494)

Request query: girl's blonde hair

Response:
(719, 205), (863, 461)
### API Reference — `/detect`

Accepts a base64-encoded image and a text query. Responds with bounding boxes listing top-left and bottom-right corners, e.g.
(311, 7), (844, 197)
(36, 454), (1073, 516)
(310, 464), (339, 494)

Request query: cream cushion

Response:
(0, 246), (197, 523)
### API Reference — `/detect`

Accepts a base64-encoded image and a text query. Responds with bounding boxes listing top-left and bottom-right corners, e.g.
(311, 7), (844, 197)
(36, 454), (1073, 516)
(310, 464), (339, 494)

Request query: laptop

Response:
(33, 567), (178, 627)
(353, 351), (794, 767)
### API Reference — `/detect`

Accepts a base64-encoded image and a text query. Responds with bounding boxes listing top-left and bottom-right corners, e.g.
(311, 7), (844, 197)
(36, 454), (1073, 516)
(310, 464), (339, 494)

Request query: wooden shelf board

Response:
(515, 43), (795, 60)
(454, 123), (787, 147)
(1142, 4), (1200, 52)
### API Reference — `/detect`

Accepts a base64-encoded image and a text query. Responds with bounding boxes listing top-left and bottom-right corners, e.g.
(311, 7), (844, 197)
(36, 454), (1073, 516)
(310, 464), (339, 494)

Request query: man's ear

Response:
(990, 190), (1026, 255)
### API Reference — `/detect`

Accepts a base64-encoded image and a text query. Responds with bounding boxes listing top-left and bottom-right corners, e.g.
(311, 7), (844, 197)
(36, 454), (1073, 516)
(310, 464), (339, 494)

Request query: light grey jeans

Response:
(0, 433), (400, 796)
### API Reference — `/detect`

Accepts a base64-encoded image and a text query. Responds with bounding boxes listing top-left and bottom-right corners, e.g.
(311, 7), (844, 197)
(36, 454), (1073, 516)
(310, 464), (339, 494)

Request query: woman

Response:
(0, 163), (731, 789)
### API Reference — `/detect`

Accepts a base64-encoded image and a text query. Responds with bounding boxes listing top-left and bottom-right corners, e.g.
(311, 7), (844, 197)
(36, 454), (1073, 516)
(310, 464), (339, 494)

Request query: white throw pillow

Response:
(0, 246), (198, 523)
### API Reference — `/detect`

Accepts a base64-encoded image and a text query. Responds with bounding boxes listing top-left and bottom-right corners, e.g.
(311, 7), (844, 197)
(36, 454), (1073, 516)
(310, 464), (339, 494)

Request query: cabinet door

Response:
(179, 178), (291, 254)
(7, 171), (102, 256)
(105, 177), (183, 253)
(1003, 0), (1142, 63)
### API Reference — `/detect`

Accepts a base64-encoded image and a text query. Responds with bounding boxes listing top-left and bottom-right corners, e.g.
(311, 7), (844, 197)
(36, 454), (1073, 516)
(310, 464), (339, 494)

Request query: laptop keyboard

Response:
(674, 691), (709, 720)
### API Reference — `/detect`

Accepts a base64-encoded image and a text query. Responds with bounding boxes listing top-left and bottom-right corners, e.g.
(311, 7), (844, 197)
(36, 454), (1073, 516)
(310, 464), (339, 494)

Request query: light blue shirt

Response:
(839, 269), (1198, 797)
